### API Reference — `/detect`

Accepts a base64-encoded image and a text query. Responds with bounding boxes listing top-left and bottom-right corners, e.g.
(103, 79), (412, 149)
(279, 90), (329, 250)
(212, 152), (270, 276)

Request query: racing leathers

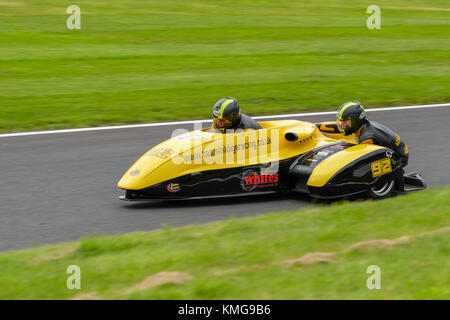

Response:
(356, 120), (409, 167)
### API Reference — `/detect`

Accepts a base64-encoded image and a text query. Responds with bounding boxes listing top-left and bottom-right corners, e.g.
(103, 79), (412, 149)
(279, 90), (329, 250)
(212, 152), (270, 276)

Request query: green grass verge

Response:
(0, 187), (449, 299)
(1, 0), (449, 132)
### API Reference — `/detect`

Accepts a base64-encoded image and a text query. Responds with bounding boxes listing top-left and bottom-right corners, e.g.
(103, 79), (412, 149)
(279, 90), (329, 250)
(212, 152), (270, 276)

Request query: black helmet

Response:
(212, 97), (241, 133)
(336, 101), (367, 136)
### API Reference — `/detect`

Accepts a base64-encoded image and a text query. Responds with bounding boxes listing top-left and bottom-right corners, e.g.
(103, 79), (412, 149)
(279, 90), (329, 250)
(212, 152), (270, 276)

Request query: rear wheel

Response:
(368, 178), (395, 199)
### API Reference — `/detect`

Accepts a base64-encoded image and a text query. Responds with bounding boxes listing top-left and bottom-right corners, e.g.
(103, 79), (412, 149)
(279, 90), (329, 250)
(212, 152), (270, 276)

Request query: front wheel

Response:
(368, 178), (396, 199)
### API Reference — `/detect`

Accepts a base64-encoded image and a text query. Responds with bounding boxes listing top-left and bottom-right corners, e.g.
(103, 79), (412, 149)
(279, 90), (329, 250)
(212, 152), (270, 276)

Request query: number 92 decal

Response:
(371, 158), (392, 178)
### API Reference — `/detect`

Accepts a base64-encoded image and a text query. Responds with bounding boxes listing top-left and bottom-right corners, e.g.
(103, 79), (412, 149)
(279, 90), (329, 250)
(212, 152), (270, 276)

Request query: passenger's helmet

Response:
(212, 97), (241, 133)
(336, 101), (367, 136)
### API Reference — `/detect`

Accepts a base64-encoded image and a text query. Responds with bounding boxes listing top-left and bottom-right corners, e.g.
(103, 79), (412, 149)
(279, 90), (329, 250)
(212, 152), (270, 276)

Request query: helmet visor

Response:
(336, 119), (351, 133)
(214, 117), (232, 129)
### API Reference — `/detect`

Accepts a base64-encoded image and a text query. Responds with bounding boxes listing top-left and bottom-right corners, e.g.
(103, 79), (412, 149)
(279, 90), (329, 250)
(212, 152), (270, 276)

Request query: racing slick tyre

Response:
(367, 178), (396, 200)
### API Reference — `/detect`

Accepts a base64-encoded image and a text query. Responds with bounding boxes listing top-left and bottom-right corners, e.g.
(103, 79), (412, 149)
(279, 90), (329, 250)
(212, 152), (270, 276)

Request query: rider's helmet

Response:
(336, 101), (367, 136)
(212, 97), (241, 133)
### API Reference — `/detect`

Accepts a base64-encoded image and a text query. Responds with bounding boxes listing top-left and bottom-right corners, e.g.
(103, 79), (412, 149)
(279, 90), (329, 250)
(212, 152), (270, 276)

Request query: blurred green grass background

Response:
(0, 0), (449, 132)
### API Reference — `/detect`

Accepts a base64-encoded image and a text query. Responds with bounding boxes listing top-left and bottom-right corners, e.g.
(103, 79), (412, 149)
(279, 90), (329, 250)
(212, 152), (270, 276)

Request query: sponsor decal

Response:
(241, 170), (279, 191)
(183, 137), (272, 163)
(147, 147), (174, 159)
(129, 169), (140, 176)
(394, 134), (401, 147)
(167, 183), (180, 192)
(330, 145), (346, 150)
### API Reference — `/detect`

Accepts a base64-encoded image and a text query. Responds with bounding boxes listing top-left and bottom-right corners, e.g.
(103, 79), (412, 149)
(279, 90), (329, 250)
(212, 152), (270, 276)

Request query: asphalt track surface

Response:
(1, 106), (450, 252)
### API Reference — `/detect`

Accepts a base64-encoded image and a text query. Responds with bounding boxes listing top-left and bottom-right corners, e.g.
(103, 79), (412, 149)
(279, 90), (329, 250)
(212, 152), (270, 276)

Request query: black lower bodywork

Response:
(120, 142), (424, 201)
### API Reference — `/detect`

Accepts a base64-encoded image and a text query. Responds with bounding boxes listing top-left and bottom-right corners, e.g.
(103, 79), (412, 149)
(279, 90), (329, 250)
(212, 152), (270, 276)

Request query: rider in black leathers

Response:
(211, 97), (261, 133)
(336, 101), (409, 167)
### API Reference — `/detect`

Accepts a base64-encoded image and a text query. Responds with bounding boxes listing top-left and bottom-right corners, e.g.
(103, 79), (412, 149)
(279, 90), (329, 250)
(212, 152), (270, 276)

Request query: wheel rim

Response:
(371, 180), (395, 197)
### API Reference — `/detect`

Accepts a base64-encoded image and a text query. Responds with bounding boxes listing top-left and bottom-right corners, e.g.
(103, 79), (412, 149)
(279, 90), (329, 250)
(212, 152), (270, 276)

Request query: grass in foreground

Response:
(1, 0), (449, 132)
(0, 187), (449, 299)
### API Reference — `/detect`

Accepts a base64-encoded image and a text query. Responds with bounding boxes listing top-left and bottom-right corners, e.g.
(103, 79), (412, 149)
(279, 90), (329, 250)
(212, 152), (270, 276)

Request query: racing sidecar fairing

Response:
(117, 120), (425, 201)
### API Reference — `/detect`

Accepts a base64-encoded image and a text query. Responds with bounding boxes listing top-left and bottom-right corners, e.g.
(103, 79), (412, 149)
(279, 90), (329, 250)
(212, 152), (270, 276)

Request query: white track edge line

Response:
(1, 102), (449, 138)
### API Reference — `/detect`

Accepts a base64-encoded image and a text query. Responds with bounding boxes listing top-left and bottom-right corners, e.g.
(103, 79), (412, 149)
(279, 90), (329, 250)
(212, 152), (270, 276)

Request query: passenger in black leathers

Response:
(336, 101), (409, 167)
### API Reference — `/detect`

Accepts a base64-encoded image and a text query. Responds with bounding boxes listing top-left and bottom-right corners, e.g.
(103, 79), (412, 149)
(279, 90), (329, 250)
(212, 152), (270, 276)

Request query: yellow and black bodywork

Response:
(118, 120), (416, 200)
